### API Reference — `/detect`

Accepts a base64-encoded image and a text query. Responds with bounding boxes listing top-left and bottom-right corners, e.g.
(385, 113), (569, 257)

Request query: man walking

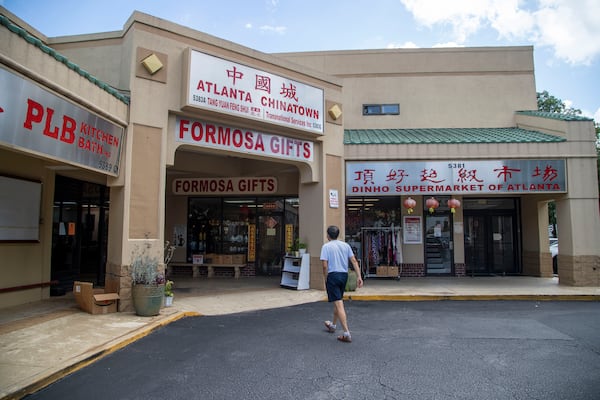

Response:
(320, 225), (363, 342)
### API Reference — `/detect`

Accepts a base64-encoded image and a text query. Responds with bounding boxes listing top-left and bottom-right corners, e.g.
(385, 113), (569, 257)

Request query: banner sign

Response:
(185, 49), (324, 133)
(0, 68), (124, 176)
(176, 116), (314, 162)
(173, 176), (277, 195)
(347, 160), (567, 195)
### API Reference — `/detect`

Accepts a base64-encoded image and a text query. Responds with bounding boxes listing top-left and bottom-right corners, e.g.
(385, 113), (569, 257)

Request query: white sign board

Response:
(176, 117), (314, 162)
(185, 49), (324, 134)
(347, 160), (566, 195)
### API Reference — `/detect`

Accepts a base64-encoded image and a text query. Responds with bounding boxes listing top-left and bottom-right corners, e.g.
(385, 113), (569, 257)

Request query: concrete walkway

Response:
(1, 276), (599, 399)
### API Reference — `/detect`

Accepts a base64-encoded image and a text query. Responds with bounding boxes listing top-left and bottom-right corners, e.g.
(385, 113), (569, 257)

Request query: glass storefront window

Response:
(346, 197), (403, 237)
(185, 196), (299, 275)
(187, 198), (221, 261)
(345, 196), (403, 265)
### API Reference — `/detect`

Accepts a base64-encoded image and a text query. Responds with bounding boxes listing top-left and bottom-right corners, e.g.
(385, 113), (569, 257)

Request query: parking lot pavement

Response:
(24, 300), (600, 400)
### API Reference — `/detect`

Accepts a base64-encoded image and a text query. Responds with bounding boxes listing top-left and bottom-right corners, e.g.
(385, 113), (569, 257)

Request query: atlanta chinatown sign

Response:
(346, 160), (567, 195)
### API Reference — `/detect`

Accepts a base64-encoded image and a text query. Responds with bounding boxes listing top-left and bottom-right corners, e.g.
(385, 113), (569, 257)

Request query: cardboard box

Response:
(73, 281), (119, 315)
(221, 254), (234, 264)
(232, 254), (247, 264)
(211, 254), (223, 264)
(388, 266), (399, 276)
(376, 266), (389, 276)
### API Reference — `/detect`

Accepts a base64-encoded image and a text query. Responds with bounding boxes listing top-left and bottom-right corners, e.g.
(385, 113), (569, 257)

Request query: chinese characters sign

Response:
(347, 160), (566, 195)
(185, 49), (324, 134)
(0, 68), (124, 176)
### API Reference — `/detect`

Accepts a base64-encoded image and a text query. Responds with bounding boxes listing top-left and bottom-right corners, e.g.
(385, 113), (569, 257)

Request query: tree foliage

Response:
(536, 90), (582, 116)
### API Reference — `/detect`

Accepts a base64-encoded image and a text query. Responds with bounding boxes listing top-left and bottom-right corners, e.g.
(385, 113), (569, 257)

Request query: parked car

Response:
(549, 238), (558, 274)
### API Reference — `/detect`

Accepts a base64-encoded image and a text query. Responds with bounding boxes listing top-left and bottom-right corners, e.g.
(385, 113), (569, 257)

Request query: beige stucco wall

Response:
(277, 47), (537, 129)
(0, 150), (54, 307)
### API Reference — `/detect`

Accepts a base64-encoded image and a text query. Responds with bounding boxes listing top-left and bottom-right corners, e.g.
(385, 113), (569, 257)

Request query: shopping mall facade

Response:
(1, 8), (598, 311)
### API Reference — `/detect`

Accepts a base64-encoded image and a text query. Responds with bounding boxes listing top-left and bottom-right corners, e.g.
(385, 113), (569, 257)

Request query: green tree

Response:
(537, 90), (582, 116)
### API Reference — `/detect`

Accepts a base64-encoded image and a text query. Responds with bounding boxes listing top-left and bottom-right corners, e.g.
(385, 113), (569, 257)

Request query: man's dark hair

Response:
(327, 225), (340, 240)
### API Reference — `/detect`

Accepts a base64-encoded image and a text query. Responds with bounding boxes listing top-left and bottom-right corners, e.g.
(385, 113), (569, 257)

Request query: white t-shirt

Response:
(320, 240), (354, 274)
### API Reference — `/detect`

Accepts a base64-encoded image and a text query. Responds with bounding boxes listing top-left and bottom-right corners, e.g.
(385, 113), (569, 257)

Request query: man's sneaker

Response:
(324, 321), (336, 333)
(337, 334), (352, 343)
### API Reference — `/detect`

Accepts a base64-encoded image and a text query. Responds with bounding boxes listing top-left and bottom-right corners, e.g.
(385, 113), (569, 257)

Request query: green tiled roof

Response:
(0, 15), (130, 105)
(517, 110), (592, 121)
(344, 127), (566, 145)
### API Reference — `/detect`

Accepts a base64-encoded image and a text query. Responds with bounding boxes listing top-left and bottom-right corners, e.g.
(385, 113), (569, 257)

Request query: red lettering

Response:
(61, 115), (76, 144)
(179, 119), (190, 139)
(303, 142), (311, 159)
(206, 124), (216, 143)
(23, 99), (44, 129)
(43, 107), (60, 139)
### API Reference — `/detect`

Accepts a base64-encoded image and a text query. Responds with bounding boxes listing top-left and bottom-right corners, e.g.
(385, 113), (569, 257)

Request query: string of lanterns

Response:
(402, 197), (461, 214)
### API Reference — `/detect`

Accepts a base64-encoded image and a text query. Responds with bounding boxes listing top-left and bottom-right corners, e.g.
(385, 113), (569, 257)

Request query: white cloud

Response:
(387, 41), (419, 49)
(259, 25), (286, 34)
(432, 42), (465, 48)
(245, 23), (253, 29)
(533, 0), (600, 65)
(593, 107), (600, 124)
(400, 0), (600, 65)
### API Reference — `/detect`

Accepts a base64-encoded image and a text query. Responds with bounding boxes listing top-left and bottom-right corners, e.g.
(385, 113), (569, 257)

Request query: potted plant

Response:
(131, 240), (165, 316)
(289, 239), (307, 257)
(164, 280), (174, 307)
(298, 241), (307, 255)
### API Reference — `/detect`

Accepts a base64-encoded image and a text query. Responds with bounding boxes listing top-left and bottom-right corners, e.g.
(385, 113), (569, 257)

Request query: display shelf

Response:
(280, 254), (310, 290)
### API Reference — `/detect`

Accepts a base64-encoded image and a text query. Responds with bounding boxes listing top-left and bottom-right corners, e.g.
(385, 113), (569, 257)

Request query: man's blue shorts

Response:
(326, 272), (348, 302)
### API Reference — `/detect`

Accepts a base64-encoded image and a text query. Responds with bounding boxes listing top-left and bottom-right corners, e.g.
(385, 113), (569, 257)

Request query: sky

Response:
(3, 0), (599, 123)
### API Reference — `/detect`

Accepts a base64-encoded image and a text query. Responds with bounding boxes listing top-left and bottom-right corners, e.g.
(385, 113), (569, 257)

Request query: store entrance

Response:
(464, 213), (519, 275)
(257, 212), (284, 275)
(51, 176), (109, 294)
(424, 213), (453, 274)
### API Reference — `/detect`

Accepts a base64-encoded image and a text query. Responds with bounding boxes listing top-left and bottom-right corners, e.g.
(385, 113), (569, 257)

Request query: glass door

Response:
(464, 213), (518, 275)
(424, 214), (453, 274)
(256, 213), (283, 275)
(464, 215), (487, 274)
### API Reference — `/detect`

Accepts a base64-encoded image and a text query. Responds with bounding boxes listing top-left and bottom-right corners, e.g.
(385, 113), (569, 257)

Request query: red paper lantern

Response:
(425, 197), (439, 214)
(447, 198), (461, 214)
(403, 197), (417, 214)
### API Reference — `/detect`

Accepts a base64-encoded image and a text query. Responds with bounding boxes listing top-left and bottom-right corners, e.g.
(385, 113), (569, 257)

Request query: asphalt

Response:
(1, 275), (599, 399)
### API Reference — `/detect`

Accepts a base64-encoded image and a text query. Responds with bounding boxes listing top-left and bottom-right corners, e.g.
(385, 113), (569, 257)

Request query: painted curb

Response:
(344, 294), (600, 301)
(6, 310), (200, 400)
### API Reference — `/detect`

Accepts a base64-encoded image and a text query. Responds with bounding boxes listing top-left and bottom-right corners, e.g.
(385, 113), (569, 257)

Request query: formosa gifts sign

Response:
(184, 49), (324, 134)
(347, 160), (567, 195)
(176, 117), (314, 162)
(173, 177), (277, 195)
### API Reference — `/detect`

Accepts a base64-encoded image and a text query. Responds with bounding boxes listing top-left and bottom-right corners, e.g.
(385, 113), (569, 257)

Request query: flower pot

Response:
(165, 295), (173, 307)
(299, 248), (306, 255)
(132, 284), (164, 316)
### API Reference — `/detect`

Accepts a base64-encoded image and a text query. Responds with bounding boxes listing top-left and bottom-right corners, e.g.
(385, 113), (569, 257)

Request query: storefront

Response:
(0, 13), (128, 307)
(345, 159), (566, 278)
(2, 8), (599, 312)
(10, 10), (345, 310)
(280, 48), (600, 285)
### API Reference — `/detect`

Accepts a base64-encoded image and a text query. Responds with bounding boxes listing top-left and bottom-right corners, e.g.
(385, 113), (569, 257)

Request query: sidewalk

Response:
(1, 276), (599, 399)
